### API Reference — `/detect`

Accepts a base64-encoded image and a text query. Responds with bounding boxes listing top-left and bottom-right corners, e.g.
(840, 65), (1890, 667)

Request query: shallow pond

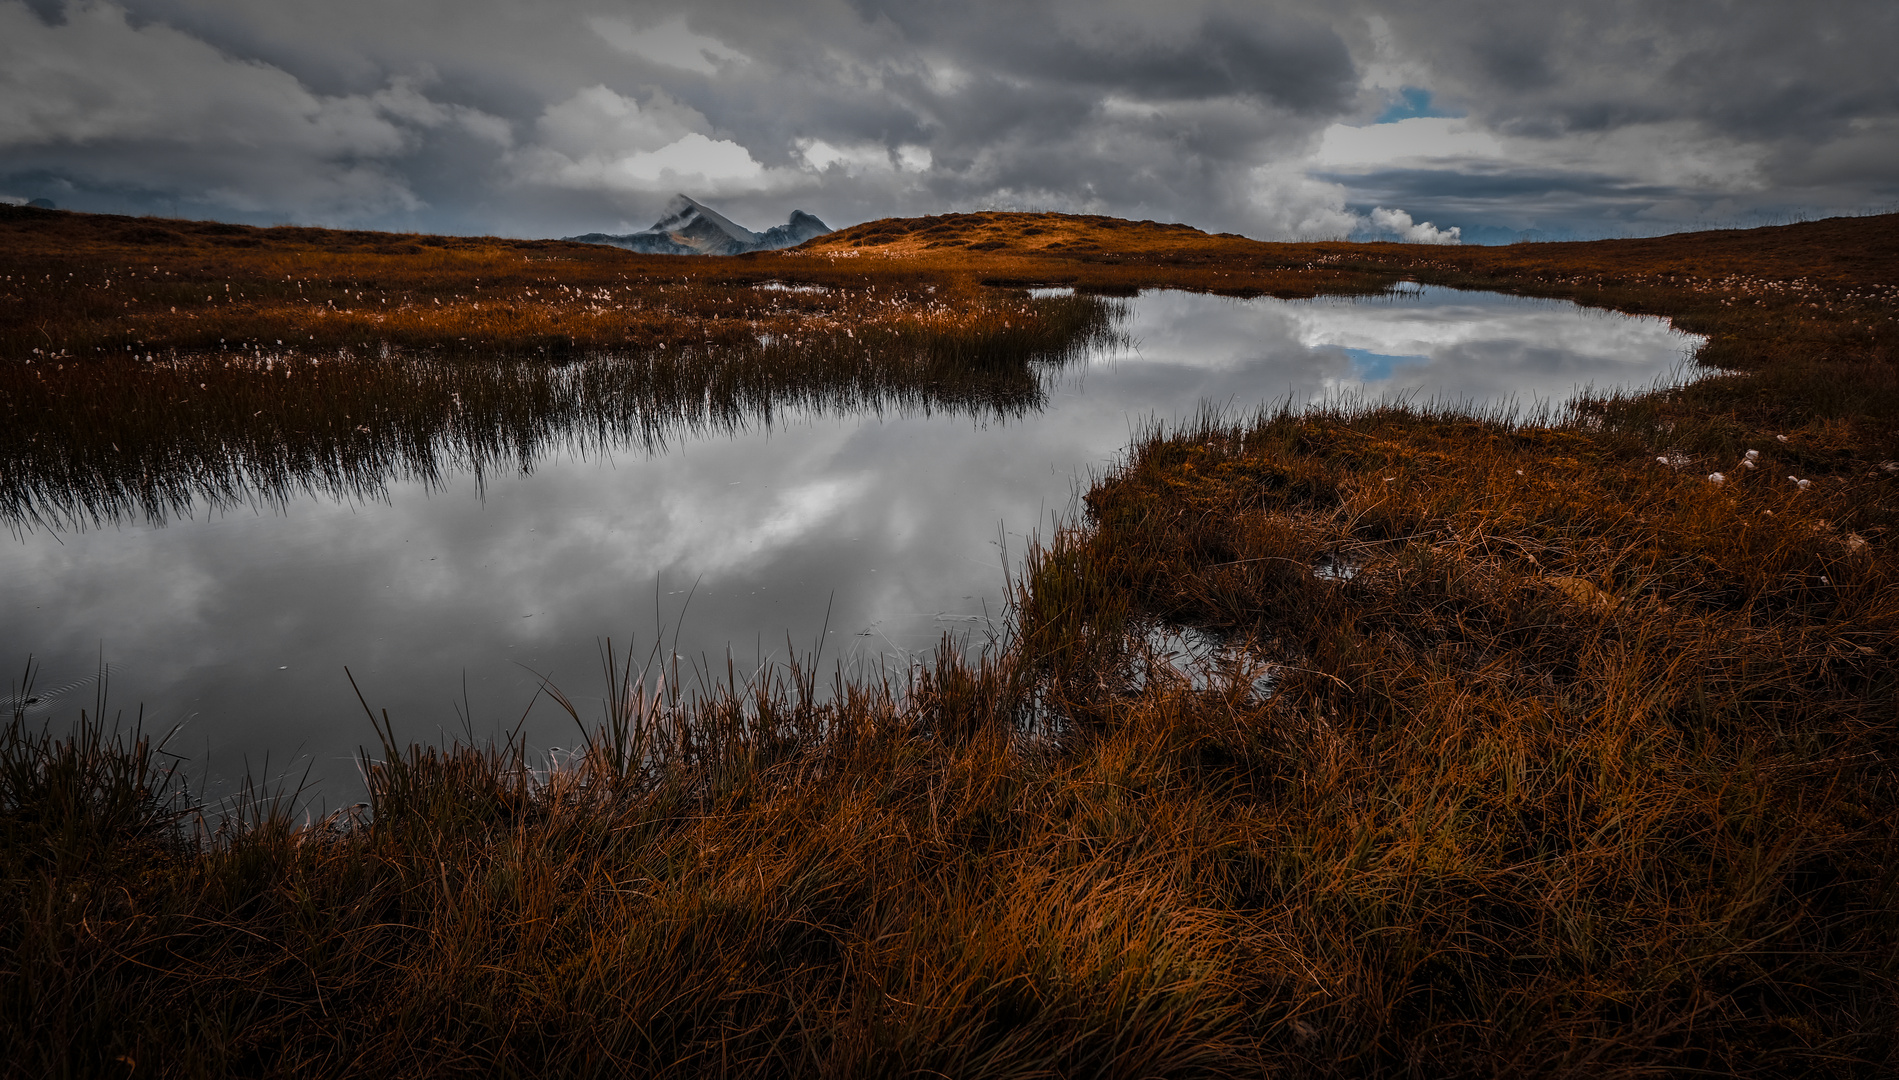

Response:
(2, 286), (1702, 798)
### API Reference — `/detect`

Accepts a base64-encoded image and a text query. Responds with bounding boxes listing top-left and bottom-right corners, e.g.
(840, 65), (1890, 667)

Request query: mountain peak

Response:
(565, 196), (829, 256)
(650, 194), (760, 246)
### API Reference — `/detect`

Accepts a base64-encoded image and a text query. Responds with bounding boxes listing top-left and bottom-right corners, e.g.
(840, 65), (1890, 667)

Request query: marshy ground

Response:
(3, 204), (1897, 1076)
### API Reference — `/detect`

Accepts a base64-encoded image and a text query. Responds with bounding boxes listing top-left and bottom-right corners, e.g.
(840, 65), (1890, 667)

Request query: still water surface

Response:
(3, 286), (1701, 796)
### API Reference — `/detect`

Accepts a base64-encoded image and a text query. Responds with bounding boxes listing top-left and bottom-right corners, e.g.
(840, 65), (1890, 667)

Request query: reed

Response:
(1, 292), (1121, 530)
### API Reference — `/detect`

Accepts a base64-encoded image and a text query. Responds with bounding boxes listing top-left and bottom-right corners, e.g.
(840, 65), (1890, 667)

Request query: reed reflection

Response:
(2, 294), (1125, 531)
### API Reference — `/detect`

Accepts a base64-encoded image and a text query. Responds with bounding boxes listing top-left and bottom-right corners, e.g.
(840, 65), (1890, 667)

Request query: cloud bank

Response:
(1367, 207), (1459, 244)
(1, 0), (1892, 241)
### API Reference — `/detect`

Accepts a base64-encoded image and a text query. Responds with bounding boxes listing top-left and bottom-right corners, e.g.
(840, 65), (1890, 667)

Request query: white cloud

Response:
(533, 85), (704, 158)
(797, 139), (933, 175)
(1242, 167), (1360, 238)
(587, 13), (750, 76)
(611, 133), (765, 184)
(0, 2), (395, 153)
(523, 132), (770, 192)
(895, 145), (933, 172)
(517, 87), (775, 195)
(0, 0), (515, 220)
(1312, 117), (1504, 168)
(1369, 206), (1460, 244)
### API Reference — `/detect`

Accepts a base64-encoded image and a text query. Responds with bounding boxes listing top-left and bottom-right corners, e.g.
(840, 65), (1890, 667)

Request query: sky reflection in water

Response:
(1, 286), (1701, 797)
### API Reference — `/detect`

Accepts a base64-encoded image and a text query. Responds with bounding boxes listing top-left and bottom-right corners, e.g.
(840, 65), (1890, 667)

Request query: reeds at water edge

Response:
(2, 292), (1124, 531)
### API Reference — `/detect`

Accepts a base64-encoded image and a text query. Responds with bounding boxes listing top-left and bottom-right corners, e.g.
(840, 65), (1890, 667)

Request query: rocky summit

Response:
(565, 195), (831, 256)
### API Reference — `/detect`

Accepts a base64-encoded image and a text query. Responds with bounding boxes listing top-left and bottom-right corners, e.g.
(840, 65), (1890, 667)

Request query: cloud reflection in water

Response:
(0, 287), (1701, 796)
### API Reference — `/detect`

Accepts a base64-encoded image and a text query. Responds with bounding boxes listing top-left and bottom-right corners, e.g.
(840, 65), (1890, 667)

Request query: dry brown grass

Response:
(0, 207), (1149, 358)
(998, 391), (1899, 1074)
(3, 204), (1897, 1076)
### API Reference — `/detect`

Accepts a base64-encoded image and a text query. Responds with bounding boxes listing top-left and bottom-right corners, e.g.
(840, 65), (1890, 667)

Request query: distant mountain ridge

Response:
(565, 195), (831, 255)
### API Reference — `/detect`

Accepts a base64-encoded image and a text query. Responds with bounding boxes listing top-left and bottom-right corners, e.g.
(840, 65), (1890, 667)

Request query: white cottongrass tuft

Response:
(1745, 449), (1760, 461)
(1777, 434), (1790, 442)
(1709, 472), (1726, 485)
(1789, 476), (1811, 490)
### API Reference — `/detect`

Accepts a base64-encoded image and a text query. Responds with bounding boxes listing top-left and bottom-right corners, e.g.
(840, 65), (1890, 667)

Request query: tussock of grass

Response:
(2, 647), (1269, 1076)
(1005, 385), (1896, 1073)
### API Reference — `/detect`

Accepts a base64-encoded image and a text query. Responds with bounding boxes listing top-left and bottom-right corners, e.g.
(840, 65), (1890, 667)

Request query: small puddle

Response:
(1138, 624), (1278, 701)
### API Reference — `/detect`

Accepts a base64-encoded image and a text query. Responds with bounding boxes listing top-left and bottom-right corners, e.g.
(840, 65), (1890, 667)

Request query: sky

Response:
(2, 0), (1895, 244)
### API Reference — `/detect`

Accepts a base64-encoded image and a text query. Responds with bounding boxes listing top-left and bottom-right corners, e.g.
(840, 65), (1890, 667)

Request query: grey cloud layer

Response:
(2, 0), (1893, 240)
(1347, 0), (1899, 227)
(1377, 1), (1899, 143)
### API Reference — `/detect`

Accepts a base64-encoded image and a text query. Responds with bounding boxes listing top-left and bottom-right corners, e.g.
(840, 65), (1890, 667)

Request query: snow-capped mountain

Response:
(565, 195), (831, 255)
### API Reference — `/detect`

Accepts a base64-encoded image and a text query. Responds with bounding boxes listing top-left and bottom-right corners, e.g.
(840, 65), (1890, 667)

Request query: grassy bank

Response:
(3, 207), (1897, 1075)
(1011, 400), (1896, 1075)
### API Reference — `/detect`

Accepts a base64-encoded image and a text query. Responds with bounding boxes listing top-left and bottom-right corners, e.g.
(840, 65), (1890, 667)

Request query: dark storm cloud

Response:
(644, 1), (1361, 231)
(1366, 1), (1899, 148)
(1, 0), (1893, 241)
(1313, 0), (1899, 238)
(862, 1), (1356, 112)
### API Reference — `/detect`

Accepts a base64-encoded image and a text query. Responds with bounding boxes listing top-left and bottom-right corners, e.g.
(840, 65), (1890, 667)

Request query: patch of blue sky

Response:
(1341, 347), (1430, 380)
(1375, 87), (1461, 124)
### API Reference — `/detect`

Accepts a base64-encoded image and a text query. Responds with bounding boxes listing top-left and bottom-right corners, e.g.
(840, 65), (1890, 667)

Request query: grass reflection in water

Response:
(2, 292), (1125, 530)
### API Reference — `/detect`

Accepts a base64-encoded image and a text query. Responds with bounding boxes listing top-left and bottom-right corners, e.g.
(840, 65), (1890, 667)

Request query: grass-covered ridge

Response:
(3, 206), (1896, 1075)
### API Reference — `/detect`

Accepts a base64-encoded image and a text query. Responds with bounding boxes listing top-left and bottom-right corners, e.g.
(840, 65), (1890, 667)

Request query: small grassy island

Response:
(4, 204), (1897, 1075)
